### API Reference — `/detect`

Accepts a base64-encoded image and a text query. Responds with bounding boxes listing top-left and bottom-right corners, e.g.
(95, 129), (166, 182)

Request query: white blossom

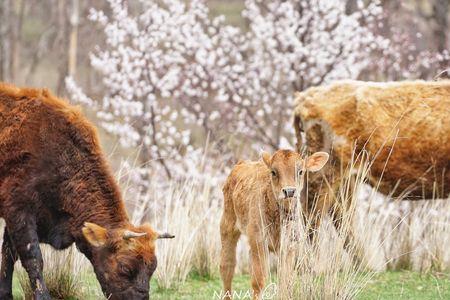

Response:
(66, 0), (437, 180)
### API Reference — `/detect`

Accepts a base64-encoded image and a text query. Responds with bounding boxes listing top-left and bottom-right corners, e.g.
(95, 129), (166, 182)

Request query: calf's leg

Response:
(6, 216), (51, 300)
(220, 214), (241, 300)
(0, 228), (18, 300)
(248, 231), (267, 300)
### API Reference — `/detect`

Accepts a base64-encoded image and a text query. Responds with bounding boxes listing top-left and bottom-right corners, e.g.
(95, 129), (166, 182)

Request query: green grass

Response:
(358, 271), (450, 300)
(12, 271), (450, 299)
(150, 273), (251, 300)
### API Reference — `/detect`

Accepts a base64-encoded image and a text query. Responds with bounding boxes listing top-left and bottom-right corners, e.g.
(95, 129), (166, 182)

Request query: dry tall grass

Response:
(3, 149), (450, 299)
(273, 149), (450, 299)
(136, 149), (450, 298)
(276, 151), (372, 299)
(16, 245), (88, 299)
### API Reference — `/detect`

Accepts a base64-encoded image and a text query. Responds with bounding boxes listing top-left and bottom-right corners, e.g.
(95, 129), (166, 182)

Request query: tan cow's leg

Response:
(330, 205), (366, 268)
(303, 187), (333, 245)
(248, 231), (267, 300)
(304, 210), (323, 245)
(330, 174), (364, 266)
(330, 205), (362, 263)
(220, 213), (241, 300)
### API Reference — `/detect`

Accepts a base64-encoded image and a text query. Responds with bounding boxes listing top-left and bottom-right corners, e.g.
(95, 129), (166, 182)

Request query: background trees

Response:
(64, 0), (415, 176)
(1, 0), (449, 181)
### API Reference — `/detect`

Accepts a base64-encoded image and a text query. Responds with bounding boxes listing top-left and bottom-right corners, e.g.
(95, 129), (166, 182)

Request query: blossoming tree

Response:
(66, 0), (439, 180)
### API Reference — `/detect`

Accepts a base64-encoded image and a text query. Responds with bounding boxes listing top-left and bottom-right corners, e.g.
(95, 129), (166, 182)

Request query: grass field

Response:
(12, 270), (450, 299)
(8, 169), (450, 299)
(6, 151), (450, 300)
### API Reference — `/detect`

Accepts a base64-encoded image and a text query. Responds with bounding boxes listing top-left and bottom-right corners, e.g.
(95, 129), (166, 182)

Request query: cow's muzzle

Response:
(281, 187), (297, 198)
(106, 289), (149, 300)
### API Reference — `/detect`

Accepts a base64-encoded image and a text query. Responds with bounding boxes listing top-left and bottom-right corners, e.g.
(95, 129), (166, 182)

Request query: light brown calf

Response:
(220, 149), (329, 299)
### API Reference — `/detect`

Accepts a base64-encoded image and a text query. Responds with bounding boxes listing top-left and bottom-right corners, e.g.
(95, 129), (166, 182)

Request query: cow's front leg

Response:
(0, 228), (18, 300)
(329, 172), (364, 266)
(7, 217), (51, 300)
(303, 176), (336, 245)
(331, 204), (364, 266)
(248, 229), (268, 300)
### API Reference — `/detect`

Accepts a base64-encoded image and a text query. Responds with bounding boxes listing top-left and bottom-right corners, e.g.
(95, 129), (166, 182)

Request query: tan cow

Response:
(293, 80), (450, 243)
(220, 149), (329, 299)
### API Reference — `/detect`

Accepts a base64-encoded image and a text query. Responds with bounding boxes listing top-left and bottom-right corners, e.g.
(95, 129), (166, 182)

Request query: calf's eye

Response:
(271, 170), (277, 177)
(298, 170), (303, 176)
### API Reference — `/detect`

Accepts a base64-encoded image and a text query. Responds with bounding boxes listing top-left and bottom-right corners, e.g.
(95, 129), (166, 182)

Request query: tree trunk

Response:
(68, 0), (79, 77)
(56, 0), (69, 95)
(10, 0), (26, 83)
(0, 0), (12, 81)
(433, 0), (449, 68)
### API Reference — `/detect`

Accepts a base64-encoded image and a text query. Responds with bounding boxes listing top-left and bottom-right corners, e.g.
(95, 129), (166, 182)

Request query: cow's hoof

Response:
(35, 292), (52, 300)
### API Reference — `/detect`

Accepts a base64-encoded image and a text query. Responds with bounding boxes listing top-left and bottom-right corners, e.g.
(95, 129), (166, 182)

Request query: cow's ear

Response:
(306, 152), (329, 172)
(261, 151), (272, 168)
(82, 222), (108, 247)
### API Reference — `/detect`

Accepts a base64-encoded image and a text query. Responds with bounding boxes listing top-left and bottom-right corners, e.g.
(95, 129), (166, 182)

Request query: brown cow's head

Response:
(262, 149), (329, 206)
(82, 222), (174, 299)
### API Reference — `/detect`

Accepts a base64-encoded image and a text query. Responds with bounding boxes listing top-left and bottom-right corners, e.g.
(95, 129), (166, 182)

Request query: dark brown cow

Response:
(0, 83), (173, 300)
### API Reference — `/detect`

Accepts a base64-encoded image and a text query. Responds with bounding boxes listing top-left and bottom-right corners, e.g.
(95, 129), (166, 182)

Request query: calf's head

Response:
(262, 149), (329, 201)
(82, 222), (174, 299)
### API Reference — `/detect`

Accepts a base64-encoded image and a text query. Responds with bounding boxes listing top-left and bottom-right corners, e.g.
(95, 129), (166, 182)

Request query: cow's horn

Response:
(158, 233), (175, 239)
(123, 230), (147, 240)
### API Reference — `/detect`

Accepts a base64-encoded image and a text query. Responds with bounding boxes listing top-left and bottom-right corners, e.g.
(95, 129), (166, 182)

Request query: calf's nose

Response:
(282, 187), (296, 198)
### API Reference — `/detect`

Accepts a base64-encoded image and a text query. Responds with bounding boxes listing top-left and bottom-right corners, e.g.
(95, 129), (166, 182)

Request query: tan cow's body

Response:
(220, 150), (328, 299)
(294, 80), (450, 199)
(293, 80), (450, 254)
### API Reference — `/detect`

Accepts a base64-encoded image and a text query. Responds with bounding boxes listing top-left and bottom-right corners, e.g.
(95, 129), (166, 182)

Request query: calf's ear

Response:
(261, 151), (272, 167)
(306, 152), (329, 172)
(82, 222), (108, 247)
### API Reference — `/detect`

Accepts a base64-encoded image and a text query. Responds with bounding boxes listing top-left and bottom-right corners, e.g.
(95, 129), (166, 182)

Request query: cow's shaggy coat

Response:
(0, 83), (171, 300)
(293, 80), (450, 248)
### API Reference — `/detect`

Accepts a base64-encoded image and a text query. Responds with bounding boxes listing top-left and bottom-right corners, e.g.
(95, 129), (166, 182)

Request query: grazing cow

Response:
(293, 80), (450, 243)
(0, 83), (174, 300)
(220, 149), (329, 299)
